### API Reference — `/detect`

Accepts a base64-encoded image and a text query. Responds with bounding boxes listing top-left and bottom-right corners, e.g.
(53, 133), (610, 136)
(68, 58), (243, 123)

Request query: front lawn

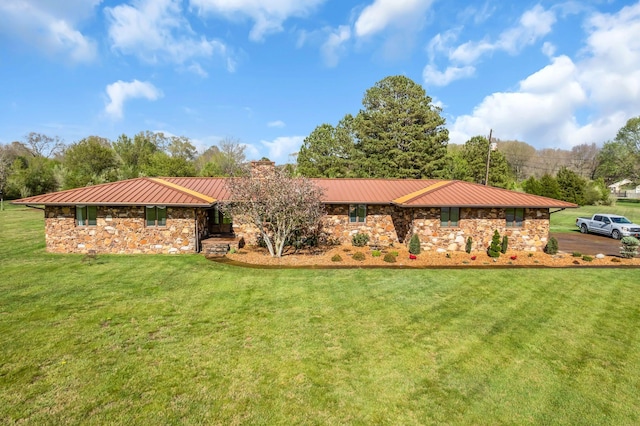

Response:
(1, 205), (640, 424)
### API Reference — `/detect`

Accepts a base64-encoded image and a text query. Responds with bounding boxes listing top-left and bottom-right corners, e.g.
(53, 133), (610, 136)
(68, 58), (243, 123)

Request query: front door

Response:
(208, 206), (233, 234)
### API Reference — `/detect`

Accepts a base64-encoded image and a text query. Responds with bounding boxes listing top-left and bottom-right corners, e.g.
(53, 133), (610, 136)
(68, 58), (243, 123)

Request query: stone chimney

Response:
(250, 160), (276, 178)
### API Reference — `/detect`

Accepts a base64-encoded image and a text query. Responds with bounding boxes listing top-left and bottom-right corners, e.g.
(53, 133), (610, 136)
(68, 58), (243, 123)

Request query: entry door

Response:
(209, 206), (232, 234)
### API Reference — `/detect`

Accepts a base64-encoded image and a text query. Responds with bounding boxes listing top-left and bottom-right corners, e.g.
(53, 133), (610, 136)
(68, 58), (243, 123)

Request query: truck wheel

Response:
(581, 224), (588, 234)
(612, 229), (621, 240)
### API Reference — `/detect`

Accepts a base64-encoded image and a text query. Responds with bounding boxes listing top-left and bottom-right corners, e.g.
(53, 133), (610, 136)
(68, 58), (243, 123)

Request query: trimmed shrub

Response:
(487, 230), (501, 258)
(545, 237), (559, 255)
(352, 232), (369, 247)
(409, 234), (421, 255)
(501, 235), (508, 254)
(582, 255), (593, 262)
(371, 250), (381, 257)
(620, 236), (640, 259)
(465, 236), (473, 254)
(572, 252), (582, 257)
(331, 254), (342, 262)
(383, 253), (397, 263)
(352, 252), (365, 261)
(390, 251), (399, 257)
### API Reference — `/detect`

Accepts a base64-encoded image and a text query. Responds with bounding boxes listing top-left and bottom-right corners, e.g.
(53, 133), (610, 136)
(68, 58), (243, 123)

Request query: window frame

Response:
(440, 207), (460, 227)
(145, 206), (167, 227)
(76, 205), (97, 226)
(349, 204), (366, 223)
(505, 207), (525, 228)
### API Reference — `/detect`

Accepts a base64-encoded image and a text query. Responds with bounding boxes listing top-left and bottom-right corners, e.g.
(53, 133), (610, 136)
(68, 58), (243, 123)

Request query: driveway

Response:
(552, 231), (626, 257)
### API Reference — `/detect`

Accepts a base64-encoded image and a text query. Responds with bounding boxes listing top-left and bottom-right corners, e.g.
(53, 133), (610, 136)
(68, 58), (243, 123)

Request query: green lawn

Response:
(550, 199), (640, 233)
(1, 205), (640, 425)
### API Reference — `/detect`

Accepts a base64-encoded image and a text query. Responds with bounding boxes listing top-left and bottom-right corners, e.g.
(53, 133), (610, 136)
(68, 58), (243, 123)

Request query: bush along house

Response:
(12, 161), (577, 255)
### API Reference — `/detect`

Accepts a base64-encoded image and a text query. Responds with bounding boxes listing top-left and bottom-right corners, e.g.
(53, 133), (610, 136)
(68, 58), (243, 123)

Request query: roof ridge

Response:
(149, 178), (216, 204)
(392, 180), (453, 205)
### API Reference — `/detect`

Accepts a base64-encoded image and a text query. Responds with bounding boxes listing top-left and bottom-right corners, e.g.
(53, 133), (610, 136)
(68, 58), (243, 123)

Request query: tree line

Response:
(0, 132), (247, 199)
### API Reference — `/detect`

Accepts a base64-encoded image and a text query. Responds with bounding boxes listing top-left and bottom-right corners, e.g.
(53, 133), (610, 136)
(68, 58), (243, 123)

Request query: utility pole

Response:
(484, 129), (493, 186)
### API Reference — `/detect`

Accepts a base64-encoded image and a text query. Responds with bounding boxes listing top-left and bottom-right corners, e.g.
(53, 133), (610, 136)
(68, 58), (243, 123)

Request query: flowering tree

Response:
(221, 168), (324, 257)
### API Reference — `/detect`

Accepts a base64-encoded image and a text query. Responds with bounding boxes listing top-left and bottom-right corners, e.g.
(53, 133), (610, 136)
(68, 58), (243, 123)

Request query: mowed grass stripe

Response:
(1, 205), (639, 425)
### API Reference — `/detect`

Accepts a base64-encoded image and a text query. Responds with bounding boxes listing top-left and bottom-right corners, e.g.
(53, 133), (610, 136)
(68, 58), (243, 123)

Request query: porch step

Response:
(201, 237), (239, 257)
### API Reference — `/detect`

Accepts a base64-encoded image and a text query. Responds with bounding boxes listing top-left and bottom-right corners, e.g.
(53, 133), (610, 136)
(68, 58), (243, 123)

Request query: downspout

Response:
(194, 208), (200, 253)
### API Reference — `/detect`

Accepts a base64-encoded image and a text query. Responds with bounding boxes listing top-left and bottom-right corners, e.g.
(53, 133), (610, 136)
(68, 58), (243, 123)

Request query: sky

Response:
(1, 0), (640, 165)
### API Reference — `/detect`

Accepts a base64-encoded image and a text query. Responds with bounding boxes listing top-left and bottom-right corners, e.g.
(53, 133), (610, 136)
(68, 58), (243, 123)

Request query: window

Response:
(76, 205), (97, 226)
(506, 208), (524, 227)
(440, 207), (460, 227)
(213, 206), (232, 225)
(146, 206), (167, 227)
(349, 204), (366, 223)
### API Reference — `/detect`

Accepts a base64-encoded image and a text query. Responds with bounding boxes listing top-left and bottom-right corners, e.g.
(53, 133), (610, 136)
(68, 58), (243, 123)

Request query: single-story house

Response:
(12, 161), (577, 254)
(608, 179), (632, 193)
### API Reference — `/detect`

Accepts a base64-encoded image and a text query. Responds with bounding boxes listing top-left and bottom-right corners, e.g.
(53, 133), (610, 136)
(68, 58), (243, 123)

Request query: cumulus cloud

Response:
(267, 120), (286, 128)
(104, 80), (163, 120)
(321, 25), (351, 67)
(0, 0), (98, 63)
(425, 4), (557, 87)
(190, 0), (326, 42)
(354, 0), (434, 38)
(105, 0), (234, 73)
(260, 136), (305, 164)
(450, 2), (640, 150)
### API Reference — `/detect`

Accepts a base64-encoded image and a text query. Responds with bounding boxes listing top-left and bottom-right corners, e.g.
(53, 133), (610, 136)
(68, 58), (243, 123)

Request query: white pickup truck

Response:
(576, 214), (640, 239)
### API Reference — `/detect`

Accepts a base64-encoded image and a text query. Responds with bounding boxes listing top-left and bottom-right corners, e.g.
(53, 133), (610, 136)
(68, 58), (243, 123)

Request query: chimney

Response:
(250, 160), (276, 178)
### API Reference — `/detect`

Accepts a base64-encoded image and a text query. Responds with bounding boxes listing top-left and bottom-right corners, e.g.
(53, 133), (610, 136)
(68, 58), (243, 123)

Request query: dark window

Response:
(76, 205), (97, 226)
(441, 207), (460, 227)
(506, 208), (524, 227)
(349, 204), (366, 223)
(146, 206), (167, 227)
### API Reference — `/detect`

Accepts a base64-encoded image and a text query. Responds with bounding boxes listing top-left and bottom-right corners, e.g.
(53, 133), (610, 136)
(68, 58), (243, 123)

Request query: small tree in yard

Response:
(487, 230), (502, 258)
(409, 234), (421, 255)
(220, 168), (324, 257)
(620, 236), (639, 259)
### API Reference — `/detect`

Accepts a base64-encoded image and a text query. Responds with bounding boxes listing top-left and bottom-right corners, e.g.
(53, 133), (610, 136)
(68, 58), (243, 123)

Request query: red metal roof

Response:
(11, 177), (578, 209)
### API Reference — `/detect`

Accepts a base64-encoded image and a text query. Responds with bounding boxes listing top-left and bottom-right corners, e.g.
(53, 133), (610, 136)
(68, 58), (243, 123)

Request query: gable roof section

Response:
(11, 177), (215, 207)
(11, 177), (578, 209)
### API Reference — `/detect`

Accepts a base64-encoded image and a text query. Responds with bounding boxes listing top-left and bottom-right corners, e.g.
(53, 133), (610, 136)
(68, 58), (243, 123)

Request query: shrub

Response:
(238, 237), (246, 249)
(371, 250), (381, 257)
(572, 252), (582, 257)
(528, 253), (533, 257)
(611, 257), (622, 263)
(409, 234), (421, 255)
(545, 237), (559, 255)
(582, 255), (593, 262)
(331, 254), (342, 262)
(383, 253), (397, 263)
(352, 232), (369, 247)
(465, 236), (473, 254)
(620, 236), (640, 259)
(390, 251), (399, 257)
(501, 235), (508, 254)
(487, 230), (502, 258)
(352, 252), (365, 261)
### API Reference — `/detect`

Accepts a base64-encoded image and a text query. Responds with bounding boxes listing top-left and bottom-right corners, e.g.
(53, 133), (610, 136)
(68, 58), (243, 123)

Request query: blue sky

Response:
(1, 0), (640, 164)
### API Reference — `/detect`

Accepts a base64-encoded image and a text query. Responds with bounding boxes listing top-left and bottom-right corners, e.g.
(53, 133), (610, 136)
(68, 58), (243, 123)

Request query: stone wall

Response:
(321, 204), (549, 252)
(44, 206), (198, 254)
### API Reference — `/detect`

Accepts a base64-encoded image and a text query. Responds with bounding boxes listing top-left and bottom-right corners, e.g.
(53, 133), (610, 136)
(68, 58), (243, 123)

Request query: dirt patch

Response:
(217, 243), (640, 269)
(553, 231), (631, 257)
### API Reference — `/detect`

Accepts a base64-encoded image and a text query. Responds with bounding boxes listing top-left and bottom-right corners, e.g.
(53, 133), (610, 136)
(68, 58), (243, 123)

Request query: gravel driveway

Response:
(552, 231), (627, 257)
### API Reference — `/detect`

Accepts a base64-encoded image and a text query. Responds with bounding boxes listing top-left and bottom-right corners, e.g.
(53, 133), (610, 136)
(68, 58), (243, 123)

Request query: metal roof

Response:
(11, 177), (578, 209)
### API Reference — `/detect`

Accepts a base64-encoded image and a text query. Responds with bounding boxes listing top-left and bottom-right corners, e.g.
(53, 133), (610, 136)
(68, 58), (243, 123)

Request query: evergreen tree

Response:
(460, 136), (512, 188)
(522, 176), (542, 195)
(488, 230), (502, 258)
(354, 75), (448, 178)
(539, 174), (562, 199)
(297, 116), (356, 177)
(556, 166), (586, 205)
(409, 234), (421, 255)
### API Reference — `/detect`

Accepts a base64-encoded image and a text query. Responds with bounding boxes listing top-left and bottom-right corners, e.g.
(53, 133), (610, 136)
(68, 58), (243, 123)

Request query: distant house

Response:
(12, 161), (577, 255)
(608, 179), (632, 193)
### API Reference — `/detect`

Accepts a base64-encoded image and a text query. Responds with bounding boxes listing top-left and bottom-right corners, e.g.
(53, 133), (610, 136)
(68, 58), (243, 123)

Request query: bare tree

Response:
(24, 132), (64, 158)
(497, 139), (536, 181)
(220, 168), (324, 257)
(570, 143), (600, 179)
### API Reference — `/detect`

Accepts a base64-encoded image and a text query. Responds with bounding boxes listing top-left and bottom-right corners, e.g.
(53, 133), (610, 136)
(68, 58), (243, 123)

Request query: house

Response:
(12, 161), (577, 254)
(608, 179), (632, 193)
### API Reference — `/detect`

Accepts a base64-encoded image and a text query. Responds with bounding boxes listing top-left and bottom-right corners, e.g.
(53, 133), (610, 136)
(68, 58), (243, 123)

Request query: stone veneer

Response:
(321, 204), (550, 252)
(44, 206), (199, 254)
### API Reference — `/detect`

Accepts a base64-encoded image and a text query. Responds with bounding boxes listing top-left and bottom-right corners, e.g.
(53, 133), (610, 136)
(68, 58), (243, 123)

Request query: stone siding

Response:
(44, 206), (198, 254)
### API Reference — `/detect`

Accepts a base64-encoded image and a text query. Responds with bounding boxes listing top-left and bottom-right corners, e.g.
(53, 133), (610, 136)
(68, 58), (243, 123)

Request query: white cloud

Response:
(105, 0), (234, 73)
(190, 0), (326, 42)
(423, 64), (475, 87)
(260, 136), (305, 164)
(0, 0), (98, 63)
(267, 120), (286, 128)
(104, 80), (163, 120)
(321, 25), (351, 67)
(354, 0), (434, 38)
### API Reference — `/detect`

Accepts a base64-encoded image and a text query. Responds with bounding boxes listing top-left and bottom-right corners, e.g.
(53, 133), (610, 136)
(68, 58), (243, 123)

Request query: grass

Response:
(550, 199), (640, 233)
(2, 204), (640, 424)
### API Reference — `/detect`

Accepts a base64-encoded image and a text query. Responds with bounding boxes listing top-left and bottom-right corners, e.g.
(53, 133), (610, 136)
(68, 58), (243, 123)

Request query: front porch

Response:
(201, 235), (241, 256)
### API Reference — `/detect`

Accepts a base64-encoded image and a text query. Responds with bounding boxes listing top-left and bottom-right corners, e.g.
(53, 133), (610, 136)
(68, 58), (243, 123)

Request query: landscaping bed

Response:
(221, 245), (640, 268)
